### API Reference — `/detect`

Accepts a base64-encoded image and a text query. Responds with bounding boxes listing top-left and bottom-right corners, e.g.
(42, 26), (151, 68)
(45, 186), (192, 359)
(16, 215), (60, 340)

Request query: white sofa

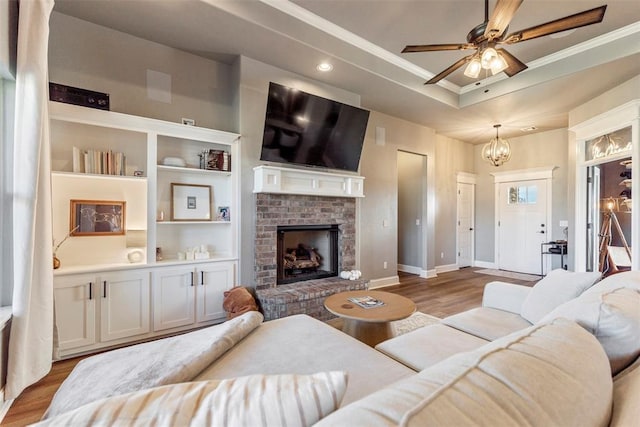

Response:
(40, 270), (640, 426)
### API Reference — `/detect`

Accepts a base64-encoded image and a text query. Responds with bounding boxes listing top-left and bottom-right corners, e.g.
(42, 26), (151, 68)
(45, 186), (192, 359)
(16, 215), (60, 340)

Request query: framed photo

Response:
(171, 183), (212, 221)
(217, 206), (230, 221)
(70, 200), (126, 236)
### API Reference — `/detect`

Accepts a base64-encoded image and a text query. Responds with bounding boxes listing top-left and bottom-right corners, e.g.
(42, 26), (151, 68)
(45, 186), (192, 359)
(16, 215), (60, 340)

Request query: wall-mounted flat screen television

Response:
(260, 82), (370, 172)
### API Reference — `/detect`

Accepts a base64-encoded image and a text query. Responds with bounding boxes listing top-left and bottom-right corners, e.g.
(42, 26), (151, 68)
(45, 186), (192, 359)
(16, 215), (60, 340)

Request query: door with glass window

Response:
(498, 180), (548, 274)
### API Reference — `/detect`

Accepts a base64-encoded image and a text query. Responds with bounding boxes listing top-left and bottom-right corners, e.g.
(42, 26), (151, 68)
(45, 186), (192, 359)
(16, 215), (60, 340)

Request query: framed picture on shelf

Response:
(171, 183), (212, 221)
(70, 200), (126, 236)
(217, 206), (230, 221)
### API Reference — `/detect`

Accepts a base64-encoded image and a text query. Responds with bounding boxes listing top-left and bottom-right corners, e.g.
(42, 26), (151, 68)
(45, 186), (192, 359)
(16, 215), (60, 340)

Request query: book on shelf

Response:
(348, 295), (385, 309)
(74, 146), (126, 175)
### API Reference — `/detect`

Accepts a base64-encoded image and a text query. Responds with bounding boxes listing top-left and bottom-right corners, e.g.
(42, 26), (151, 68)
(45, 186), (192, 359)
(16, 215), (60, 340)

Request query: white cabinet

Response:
(152, 265), (196, 331)
(99, 270), (151, 342)
(54, 274), (96, 351)
(153, 261), (235, 332)
(49, 102), (241, 358)
(196, 261), (235, 323)
(54, 269), (151, 355)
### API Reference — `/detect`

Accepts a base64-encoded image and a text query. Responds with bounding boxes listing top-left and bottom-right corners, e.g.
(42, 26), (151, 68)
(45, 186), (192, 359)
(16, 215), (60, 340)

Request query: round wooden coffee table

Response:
(324, 290), (416, 346)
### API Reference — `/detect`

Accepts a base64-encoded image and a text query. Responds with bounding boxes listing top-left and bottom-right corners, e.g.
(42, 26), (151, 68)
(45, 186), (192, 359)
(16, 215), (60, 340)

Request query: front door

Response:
(498, 180), (548, 274)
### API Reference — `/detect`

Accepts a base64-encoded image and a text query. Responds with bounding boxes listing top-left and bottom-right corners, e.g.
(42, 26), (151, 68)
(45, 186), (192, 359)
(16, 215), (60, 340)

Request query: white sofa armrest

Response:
(482, 281), (532, 315)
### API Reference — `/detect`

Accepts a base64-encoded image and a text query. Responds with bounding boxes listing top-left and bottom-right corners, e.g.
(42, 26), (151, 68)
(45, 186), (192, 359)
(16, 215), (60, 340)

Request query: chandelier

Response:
(482, 124), (511, 167)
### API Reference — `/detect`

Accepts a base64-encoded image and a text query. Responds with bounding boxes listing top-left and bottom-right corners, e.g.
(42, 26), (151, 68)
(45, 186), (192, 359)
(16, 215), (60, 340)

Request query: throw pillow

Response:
(520, 269), (601, 323)
(315, 319), (612, 427)
(35, 371), (348, 427)
(542, 286), (640, 375)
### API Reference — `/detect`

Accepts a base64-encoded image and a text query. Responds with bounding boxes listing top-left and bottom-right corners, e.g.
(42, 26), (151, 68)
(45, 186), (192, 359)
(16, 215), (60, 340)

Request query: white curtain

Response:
(6, 0), (55, 399)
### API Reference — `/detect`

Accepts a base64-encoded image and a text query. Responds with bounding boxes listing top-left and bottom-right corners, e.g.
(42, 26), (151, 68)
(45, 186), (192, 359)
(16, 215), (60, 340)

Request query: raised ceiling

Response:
(53, 0), (640, 144)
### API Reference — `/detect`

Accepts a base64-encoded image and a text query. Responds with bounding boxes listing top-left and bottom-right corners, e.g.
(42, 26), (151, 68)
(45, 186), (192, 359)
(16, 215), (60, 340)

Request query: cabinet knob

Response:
(190, 272), (194, 287)
(89, 282), (93, 300)
(103, 281), (107, 298)
(200, 271), (205, 286)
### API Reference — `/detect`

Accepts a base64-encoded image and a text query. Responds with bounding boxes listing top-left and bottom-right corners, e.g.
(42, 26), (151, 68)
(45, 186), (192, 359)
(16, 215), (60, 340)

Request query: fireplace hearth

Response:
(278, 224), (339, 285)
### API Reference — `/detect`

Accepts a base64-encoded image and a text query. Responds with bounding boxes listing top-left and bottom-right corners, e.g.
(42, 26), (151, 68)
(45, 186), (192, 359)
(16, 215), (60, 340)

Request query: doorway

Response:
(493, 168), (554, 275)
(456, 173), (476, 268)
(397, 150), (427, 276)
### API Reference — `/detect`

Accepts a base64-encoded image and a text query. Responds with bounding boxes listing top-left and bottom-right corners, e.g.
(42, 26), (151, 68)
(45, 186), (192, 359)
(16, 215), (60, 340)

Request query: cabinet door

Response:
(152, 266), (196, 331)
(99, 270), (151, 342)
(54, 275), (96, 350)
(196, 261), (235, 323)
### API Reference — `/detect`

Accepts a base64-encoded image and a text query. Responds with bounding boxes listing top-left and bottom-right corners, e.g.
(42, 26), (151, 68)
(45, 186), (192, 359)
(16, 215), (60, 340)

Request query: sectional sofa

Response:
(40, 269), (639, 426)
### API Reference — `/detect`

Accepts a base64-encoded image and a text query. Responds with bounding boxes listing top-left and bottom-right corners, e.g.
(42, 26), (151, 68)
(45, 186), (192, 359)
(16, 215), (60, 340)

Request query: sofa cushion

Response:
(194, 314), (415, 407)
(315, 319), (612, 427)
(442, 307), (532, 341)
(36, 372), (347, 427)
(583, 270), (640, 294)
(542, 286), (640, 375)
(611, 360), (640, 426)
(376, 323), (488, 371)
(520, 269), (601, 323)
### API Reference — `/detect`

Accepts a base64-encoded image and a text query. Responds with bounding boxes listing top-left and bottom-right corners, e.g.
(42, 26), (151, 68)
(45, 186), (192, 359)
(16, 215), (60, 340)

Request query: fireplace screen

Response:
(277, 224), (339, 285)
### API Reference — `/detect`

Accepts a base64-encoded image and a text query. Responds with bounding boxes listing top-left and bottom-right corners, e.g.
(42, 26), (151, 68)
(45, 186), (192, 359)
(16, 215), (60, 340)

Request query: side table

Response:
(324, 290), (416, 346)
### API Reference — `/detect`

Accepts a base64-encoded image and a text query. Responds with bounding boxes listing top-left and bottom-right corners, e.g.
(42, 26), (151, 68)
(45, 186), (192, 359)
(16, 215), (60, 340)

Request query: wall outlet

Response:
(382, 219), (389, 227)
(416, 219), (420, 226)
(440, 252), (444, 259)
(383, 261), (388, 269)
(559, 220), (569, 227)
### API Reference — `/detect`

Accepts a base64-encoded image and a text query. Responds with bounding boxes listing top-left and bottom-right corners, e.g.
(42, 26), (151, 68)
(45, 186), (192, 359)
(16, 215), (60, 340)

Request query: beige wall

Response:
(435, 135), (474, 267)
(48, 13), (235, 132)
(473, 128), (569, 264)
(359, 111), (436, 283)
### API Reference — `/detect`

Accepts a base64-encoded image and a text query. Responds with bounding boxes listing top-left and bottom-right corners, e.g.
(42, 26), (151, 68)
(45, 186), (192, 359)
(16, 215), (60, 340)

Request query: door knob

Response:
(539, 231), (545, 234)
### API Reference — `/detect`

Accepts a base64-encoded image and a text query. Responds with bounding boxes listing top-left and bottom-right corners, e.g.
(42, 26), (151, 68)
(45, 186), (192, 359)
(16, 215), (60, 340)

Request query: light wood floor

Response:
(2, 267), (534, 426)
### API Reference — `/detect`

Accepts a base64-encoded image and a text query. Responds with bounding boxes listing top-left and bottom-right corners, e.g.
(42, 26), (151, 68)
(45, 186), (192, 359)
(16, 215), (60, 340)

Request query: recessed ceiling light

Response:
(316, 62), (333, 72)
(520, 126), (537, 132)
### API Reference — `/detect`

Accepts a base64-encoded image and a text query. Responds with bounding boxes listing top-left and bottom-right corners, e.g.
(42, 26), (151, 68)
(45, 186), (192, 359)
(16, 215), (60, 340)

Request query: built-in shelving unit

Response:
(49, 101), (241, 358)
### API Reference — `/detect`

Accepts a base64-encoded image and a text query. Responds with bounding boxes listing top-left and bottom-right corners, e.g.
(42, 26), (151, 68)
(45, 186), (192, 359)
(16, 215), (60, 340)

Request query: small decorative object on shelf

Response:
(206, 149), (231, 171)
(156, 247), (163, 261)
(52, 225), (79, 269)
(217, 206), (230, 221)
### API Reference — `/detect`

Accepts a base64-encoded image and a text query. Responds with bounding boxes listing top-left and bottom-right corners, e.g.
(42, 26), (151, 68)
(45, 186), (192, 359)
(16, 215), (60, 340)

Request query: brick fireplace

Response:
(253, 166), (368, 321)
(254, 193), (356, 289)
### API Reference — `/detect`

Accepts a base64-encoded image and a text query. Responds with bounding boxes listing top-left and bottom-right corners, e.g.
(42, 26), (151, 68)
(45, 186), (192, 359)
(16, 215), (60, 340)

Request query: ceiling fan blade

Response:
(425, 55), (474, 85)
(502, 5), (607, 44)
(402, 43), (475, 53)
(485, 0), (524, 40)
(496, 48), (528, 77)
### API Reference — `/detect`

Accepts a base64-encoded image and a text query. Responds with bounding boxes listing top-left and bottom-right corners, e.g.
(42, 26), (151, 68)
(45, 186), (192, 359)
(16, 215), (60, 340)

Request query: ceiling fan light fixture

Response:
(480, 47), (498, 69)
(489, 53), (508, 75)
(482, 124), (511, 167)
(464, 57), (482, 78)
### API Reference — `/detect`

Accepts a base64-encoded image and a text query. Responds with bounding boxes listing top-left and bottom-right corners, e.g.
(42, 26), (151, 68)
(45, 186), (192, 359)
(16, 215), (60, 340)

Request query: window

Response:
(1, 78), (15, 306)
(508, 185), (538, 205)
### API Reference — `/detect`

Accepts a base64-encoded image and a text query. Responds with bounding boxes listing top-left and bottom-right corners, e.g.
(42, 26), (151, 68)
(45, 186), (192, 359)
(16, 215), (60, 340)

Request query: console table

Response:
(541, 241), (568, 275)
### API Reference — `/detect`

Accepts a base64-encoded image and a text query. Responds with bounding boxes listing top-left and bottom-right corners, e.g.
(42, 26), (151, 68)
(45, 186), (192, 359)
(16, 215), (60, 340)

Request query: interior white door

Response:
(457, 182), (474, 267)
(498, 180), (548, 274)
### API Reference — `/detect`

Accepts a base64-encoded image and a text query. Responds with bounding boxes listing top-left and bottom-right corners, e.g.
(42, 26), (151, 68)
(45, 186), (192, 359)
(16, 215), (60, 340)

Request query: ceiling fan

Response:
(402, 0), (607, 84)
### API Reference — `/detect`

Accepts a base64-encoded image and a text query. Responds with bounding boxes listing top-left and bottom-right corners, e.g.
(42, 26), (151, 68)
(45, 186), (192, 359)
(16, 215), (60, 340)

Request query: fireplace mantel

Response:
(253, 165), (364, 198)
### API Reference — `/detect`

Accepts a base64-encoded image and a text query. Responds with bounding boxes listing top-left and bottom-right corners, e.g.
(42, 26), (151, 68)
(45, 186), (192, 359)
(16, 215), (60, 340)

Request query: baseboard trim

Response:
(398, 264), (421, 275)
(368, 275), (400, 289)
(474, 260), (497, 269)
(422, 269), (437, 278)
(435, 264), (459, 274)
